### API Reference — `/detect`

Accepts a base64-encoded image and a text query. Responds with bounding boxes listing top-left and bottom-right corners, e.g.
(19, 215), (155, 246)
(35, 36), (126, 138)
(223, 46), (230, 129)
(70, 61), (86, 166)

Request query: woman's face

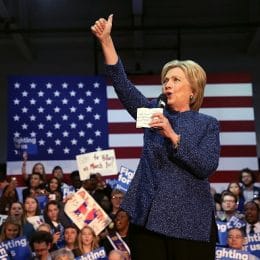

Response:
(53, 169), (63, 180)
(5, 223), (19, 240)
(10, 203), (23, 218)
(64, 228), (78, 245)
(162, 67), (193, 112)
(49, 178), (59, 192)
(115, 211), (129, 232)
(229, 183), (240, 196)
(30, 174), (41, 188)
(227, 229), (244, 250)
(34, 164), (44, 174)
(81, 227), (94, 247)
(25, 197), (38, 214)
(47, 204), (59, 221)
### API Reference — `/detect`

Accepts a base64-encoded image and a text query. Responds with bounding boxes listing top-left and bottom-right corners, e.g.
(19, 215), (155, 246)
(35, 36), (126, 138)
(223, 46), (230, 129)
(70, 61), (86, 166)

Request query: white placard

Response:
(76, 149), (118, 181)
(136, 108), (163, 128)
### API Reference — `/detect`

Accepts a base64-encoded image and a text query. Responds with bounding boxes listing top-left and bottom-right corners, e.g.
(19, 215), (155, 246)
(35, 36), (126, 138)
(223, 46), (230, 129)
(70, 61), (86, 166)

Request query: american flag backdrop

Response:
(7, 73), (259, 190)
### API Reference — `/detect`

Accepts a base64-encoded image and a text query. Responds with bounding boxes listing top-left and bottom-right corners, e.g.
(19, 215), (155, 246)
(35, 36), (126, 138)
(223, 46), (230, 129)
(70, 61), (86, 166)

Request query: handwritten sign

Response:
(64, 188), (112, 235)
(76, 149), (117, 181)
(136, 108), (163, 128)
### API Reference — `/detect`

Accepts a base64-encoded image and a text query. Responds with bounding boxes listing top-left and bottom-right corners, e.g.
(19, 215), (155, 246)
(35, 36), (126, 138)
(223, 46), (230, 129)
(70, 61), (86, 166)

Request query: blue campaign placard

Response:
(115, 165), (135, 192)
(245, 232), (260, 258)
(215, 247), (257, 259)
(75, 247), (107, 260)
(0, 236), (32, 260)
(216, 220), (228, 246)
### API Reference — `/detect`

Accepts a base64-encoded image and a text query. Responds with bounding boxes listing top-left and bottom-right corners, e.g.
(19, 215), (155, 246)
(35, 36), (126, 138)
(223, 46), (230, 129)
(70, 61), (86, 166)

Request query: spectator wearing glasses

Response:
(109, 189), (125, 221)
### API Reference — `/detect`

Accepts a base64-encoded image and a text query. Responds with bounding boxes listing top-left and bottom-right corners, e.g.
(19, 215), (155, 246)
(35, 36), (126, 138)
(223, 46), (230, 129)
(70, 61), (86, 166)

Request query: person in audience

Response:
(0, 216), (22, 242)
(8, 201), (35, 240)
(30, 230), (53, 260)
(70, 170), (82, 192)
(108, 249), (129, 260)
(64, 224), (79, 251)
(227, 182), (245, 213)
(227, 227), (246, 250)
(22, 152), (47, 184)
(38, 223), (52, 233)
(91, 15), (220, 260)
(72, 226), (99, 257)
(244, 200), (260, 235)
(252, 197), (260, 209)
(216, 191), (244, 222)
(240, 168), (260, 203)
(46, 176), (62, 201)
(22, 172), (47, 202)
(0, 176), (19, 214)
(43, 200), (70, 250)
(24, 196), (42, 219)
(52, 248), (75, 260)
(109, 189), (125, 220)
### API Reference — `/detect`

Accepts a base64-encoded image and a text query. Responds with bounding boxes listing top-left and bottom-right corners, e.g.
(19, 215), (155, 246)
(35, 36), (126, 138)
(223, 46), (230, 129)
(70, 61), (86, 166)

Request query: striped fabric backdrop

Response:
(7, 73), (259, 191)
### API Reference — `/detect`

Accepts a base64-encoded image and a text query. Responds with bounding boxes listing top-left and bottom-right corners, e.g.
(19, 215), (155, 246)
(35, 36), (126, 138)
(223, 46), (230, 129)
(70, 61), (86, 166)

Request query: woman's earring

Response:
(190, 95), (193, 101)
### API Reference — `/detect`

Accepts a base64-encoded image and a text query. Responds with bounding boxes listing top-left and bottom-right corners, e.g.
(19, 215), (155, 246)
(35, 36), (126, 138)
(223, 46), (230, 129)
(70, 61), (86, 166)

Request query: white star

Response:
(13, 115), (20, 121)
(62, 114), (69, 121)
(46, 83), (52, 89)
(78, 114), (84, 120)
(93, 82), (100, 88)
(71, 139), (77, 145)
(38, 123), (44, 129)
(14, 82), (20, 88)
(55, 139), (61, 145)
(54, 123), (61, 129)
(78, 82), (84, 88)
(94, 98), (100, 104)
(86, 106), (92, 112)
(95, 130), (101, 136)
(54, 91), (60, 97)
(63, 147), (70, 154)
(70, 123), (77, 129)
(80, 147), (86, 153)
(38, 91), (44, 97)
(87, 138), (94, 145)
(79, 131), (85, 137)
(54, 106), (60, 113)
(94, 114), (100, 120)
(22, 107), (28, 113)
(46, 98), (52, 105)
(70, 107), (76, 113)
(14, 132), (20, 138)
(62, 98), (68, 105)
(30, 99), (36, 105)
(86, 122), (93, 128)
(63, 131), (69, 137)
(70, 91), (76, 97)
(14, 99), (20, 105)
(38, 107), (44, 113)
(30, 115), (36, 121)
(30, 132), (36, 137)
(96, 147), (102, 151)
(46, 115), (52, 121)
(30, 83), (37, 89)
(22, 123), (28, 130)
(47, 148), (54, 154)
(62, 82), (68, 88)
(39, 139), (45, 145)
(86, 90), (92, 96)
(22, 91), (28, 97)
(46, 131), (53, 137)
(78, 98), (84, 104)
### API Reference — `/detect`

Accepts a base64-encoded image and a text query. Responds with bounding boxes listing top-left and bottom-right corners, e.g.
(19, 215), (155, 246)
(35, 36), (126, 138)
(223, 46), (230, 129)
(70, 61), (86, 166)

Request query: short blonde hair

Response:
(161, 60), (207, 111)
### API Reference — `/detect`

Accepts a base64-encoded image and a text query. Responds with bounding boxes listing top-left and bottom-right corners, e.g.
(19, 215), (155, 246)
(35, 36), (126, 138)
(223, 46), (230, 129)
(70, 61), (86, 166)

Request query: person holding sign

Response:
(91, 15), (220, 259)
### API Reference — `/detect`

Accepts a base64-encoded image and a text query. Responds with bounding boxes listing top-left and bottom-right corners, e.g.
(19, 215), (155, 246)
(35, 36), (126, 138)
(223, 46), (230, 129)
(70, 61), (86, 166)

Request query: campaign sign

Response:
(215, 247), (257, 259)
(216, 220), (228, 246)
(245, 232), (260, 258)
(13, 136), (38, 155)
(36, 195), (48, 213)
(227, 216), (246, 230)
(76, 149), (117, 181)
(115, 166), (135, 192)
(75, 247), (107, 260)
(27, 215), (45, 230)
(0, 215), (8, 226)
(0, 236), (32, 260)
(0, 245), (10, 260)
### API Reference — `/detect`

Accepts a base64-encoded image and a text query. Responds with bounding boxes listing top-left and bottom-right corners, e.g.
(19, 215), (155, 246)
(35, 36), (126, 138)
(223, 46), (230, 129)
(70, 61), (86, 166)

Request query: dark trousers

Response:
(129, 219), (217, 260)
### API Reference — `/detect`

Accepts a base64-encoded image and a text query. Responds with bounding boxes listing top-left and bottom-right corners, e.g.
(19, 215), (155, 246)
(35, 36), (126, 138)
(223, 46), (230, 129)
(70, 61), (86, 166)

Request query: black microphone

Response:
(157, 93), (167, 108)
